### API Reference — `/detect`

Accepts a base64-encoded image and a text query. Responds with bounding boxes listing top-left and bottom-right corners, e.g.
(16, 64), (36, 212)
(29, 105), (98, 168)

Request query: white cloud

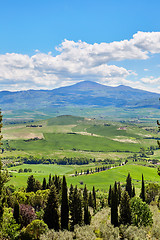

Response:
(141, 76), (160, 84)
(0, 31), (160, 91)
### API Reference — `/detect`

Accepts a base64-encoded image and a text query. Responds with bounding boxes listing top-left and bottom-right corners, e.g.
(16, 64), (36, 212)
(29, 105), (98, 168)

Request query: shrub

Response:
(24, 219), (48, 240)
(130, 197), (153, 227)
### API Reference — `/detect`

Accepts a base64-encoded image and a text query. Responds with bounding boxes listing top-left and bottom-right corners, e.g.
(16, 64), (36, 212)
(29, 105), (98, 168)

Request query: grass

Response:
(7, 163), (160, 191)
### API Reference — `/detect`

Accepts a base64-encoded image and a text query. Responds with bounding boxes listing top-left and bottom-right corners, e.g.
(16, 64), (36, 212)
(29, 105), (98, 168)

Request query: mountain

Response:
(0, 81), (160, 111)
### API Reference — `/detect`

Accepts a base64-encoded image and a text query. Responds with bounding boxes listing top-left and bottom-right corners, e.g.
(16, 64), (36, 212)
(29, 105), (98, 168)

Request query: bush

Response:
(40, 229), (74, 240)
(24, 219), (48, 240)
(123, 225), (148, 240)
(130, 197), (153, 227)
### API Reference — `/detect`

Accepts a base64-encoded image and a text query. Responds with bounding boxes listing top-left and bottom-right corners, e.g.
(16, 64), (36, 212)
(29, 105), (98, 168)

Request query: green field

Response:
(1, 115), (160, 192)
(2, 115), (159, 160)
(7, 163), (160, 191)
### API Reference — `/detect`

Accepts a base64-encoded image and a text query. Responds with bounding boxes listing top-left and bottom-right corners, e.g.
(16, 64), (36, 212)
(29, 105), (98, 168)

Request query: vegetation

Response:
(1, 114), (160, 239)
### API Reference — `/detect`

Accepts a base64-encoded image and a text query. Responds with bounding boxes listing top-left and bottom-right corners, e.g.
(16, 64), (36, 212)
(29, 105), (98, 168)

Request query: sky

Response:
(1, 0), (160, 92)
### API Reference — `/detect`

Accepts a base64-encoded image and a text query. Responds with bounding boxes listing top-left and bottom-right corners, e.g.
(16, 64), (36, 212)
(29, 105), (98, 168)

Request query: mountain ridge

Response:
(0, 81), (160, 111)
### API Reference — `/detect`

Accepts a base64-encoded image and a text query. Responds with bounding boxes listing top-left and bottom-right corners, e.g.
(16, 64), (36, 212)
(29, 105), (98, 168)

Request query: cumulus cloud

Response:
(0, 31), (160, 91)
(141, 76), (160, 84)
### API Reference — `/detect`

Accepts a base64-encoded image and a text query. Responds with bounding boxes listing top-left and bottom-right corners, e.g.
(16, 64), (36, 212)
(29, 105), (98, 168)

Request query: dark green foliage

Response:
(44, 185), (60, 230)
(132, 186), (135, 198)
(83, 184), (88, 204)
(126, 173), (132, 198)
(48, 174), (52, 188)
(70, 186), (83, 230)
(61, 176), (69, 230)
(69, 184), (74, 210)
(131, 197), (153, 227)
(92, 186), (96, 210)
(42, 178), (47, 190)
(108, 185), (112, 207)
(13, 200), (20, 224)
(26, 175), (36, 192)
(120, 191), (131, 225)
(117, 182), (121, 205)
(34, 180), (42, 192)
(111, 182), (118, 227)
(84, 204), (91, 225)
(145, 183), (160, 203)
(140, 174), (145, 202)
(88, 191), (93, 208)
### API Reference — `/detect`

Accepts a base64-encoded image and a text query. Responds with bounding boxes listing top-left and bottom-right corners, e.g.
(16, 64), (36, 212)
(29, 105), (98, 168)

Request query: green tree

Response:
(145, 183), (159, 203)
(42, 178), (46, 190)
(132, 185), (136, 197)
(69, 184), (74, 209)
(1, 207), (20, 240)
(111, 182), (118, 227)
(117, 182), (121, 205)
(92, 186), (96, 210)
(24, 219), (48, 240)
(120, 191), (131, 225)
(126, 173), (132, 198)
(130, 197), (153, 227)
(83, 184), (88, 205)
(26, 175), (36, 192)
(13, 200), (20, 224)
(34, 180), (42, 192)
(108, 185), (112, 207)
(140, 174), (145, 202)
(61, 176), (69, 230)
(88, 191), (93, 208)
(70, 186), (82, 230)
(43, 185), (60, 230)
(84, 204), (91, 225)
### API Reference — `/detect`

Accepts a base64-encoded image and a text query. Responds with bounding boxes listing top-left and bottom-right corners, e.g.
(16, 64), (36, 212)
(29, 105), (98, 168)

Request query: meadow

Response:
(2, 115), (160, 191)
(7, 163), (160, 192)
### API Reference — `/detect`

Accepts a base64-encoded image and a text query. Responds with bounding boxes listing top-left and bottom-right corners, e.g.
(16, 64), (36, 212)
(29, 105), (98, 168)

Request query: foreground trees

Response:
(61, 176), (69, 230)
(44, 185), (60, 230)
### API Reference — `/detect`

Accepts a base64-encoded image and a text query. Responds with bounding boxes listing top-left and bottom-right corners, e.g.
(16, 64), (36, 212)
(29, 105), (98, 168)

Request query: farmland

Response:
(1, 115), (160, 191)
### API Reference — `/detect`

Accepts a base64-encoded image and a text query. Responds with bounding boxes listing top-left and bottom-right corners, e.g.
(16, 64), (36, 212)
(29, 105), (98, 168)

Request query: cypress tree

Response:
(140, 174), (145, 202)
(108, 185), (112, 207)
(42, 178), (47, 190)
(70, 186), (83, 230)
(119, 191), (131, 225)
(61, 176), (69, 230)
(83, 184), (88, 205)
(132, 185), (136, 197)
(48, 174), (52, 188)
(126, 173), (132, 198)
(117, 182), (121, 205)
(111, 182), (118, 227)
(43, 184), (60, 230)
(26, 175), (36, 192)
(92, 186), (96, 210)
(84, 203), (91, 225)
(69, 184), (74, 209)
(34, 180), (42, 192)
(13, 200), (20, 224)
(88, 191), (93, 208)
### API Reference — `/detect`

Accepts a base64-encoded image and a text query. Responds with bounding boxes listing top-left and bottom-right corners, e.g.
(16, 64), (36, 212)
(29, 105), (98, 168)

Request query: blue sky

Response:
(0, 0), (160, 92)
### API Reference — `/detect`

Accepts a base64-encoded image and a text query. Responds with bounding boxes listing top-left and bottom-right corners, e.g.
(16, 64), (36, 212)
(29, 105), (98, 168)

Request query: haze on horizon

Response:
(1, 0), (160, 93)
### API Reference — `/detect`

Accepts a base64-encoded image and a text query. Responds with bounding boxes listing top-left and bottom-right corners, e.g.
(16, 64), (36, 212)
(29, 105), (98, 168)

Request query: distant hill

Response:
(0, 81), (160, 112)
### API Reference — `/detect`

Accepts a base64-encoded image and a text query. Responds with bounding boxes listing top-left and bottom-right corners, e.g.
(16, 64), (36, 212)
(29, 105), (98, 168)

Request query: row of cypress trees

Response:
(25, 174), (95, 231)
(108, 173), (145, 227)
